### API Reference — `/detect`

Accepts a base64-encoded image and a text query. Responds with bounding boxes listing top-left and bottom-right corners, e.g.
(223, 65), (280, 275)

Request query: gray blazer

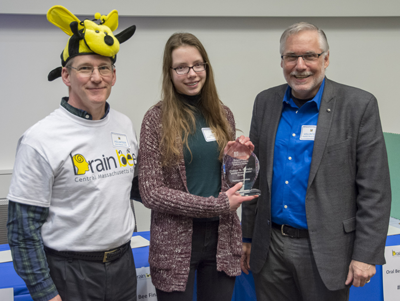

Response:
(242, 78), (391, 291)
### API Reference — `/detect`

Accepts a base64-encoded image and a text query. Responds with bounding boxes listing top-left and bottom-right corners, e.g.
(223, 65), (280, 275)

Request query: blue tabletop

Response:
(1, 232), (399, 301)
(0, 231), (151, 300)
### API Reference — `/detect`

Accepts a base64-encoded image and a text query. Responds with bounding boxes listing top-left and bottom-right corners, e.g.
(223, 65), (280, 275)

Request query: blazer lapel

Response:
(265, 88), (285, 190)
(307, 78), (336, 188)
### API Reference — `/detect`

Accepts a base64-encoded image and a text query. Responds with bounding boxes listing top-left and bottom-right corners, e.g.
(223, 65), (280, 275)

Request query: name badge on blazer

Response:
(300, 125), (317, 141)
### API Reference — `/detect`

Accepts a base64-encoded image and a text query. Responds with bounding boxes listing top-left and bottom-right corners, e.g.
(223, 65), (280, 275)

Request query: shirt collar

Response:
(283, 78), (326, 111)
(60, 97), (110, 120)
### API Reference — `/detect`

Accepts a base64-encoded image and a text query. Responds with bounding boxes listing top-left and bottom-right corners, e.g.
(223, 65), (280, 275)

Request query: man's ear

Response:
(324, 51), (330, 69)
(61, 67), (72, 87)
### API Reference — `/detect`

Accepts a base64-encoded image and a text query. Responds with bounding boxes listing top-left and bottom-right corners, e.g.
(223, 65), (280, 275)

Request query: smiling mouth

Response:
(294, 74), (311, 79)
(291, 70), (313, 78)
(185, 81), (198, 86)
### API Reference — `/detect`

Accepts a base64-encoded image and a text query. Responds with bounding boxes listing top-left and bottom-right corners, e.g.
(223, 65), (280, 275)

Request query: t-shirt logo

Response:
(70, 150), (137, 176)
(72, 154), (90, 175)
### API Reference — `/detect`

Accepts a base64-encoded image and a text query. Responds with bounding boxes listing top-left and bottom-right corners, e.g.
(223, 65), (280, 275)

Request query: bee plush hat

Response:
(47, 5), (136, 81)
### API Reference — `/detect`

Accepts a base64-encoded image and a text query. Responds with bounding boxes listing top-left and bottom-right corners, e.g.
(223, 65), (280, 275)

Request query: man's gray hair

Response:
(65, 59), (74, 69)
(280, 22), (329, 55)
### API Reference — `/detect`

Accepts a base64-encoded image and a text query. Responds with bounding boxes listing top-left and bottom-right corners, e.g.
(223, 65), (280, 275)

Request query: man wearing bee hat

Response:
(7, 6), (139, 301)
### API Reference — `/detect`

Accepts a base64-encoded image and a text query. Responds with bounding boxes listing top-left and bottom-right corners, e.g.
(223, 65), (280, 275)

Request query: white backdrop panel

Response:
(1, 0), (400, 17)
(1, 15), (399, 231)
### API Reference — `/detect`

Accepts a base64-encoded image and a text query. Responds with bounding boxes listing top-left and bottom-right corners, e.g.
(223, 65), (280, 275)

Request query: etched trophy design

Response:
(223, 141), (261, 196)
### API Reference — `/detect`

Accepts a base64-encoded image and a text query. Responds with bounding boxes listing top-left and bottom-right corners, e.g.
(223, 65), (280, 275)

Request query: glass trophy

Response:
(223, 141), (261, 196)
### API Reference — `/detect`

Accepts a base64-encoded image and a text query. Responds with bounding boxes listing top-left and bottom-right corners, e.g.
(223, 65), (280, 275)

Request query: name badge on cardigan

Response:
(202, 128), (216, 142)
(300, 125), (317, 140)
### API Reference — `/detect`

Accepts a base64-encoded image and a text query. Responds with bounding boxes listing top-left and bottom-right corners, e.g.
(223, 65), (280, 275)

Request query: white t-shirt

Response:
(8, 105), (138, 251)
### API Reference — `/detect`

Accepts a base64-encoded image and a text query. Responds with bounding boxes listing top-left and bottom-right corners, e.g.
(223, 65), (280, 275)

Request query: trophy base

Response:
(239, 189), (261, 196)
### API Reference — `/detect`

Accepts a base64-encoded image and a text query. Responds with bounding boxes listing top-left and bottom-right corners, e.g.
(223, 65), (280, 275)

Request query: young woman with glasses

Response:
(138, 32), (258, 301)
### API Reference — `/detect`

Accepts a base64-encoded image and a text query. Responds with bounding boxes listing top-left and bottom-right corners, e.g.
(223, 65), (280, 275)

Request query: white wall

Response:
(2, 0), (400, 17)
(1, 14), (399, 231)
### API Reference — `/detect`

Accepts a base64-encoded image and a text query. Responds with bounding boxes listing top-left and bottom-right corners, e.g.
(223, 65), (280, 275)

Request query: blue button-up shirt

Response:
(271, 79), (325, 229)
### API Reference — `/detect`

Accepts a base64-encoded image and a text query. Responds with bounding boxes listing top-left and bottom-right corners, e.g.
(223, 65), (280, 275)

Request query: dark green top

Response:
(181, 94), (221, 222)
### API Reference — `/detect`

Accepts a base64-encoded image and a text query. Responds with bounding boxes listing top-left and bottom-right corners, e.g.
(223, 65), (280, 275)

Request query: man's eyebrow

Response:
(75, 63), (92, 67)
(284, 51), (318, 55)
(283, 52), (296, 55)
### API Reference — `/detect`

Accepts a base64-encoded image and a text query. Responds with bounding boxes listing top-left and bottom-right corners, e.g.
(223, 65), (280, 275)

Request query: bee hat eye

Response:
(46, 5), (136, 81)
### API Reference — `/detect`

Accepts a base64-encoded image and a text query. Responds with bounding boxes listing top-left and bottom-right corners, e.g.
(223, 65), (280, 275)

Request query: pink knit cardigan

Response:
(138, 102), (242, 292)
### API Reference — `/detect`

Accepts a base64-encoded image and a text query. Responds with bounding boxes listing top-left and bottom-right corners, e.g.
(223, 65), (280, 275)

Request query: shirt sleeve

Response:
(7, 143), (54, 207)
(7, 200), (59, 301)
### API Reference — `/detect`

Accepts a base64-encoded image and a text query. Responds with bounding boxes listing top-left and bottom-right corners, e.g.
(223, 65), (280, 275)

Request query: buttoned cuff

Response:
(28, 277), (59, 301)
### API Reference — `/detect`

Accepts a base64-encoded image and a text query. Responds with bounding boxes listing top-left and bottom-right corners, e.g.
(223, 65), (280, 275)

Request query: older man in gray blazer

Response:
(241, 22), (391, 301)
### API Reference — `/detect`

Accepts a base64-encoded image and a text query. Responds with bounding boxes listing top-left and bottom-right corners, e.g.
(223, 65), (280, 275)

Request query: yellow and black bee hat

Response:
(47, 5), (136, 81)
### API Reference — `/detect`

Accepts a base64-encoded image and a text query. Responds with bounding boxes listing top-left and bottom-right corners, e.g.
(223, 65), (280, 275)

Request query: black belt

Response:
(44, 241), (131, 263)
(272, 222), (309, 238)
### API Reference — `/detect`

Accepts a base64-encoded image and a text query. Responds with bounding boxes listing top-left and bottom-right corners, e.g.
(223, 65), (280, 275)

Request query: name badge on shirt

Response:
(111, 132), (130, 148)
(202, 128), (216, 142)
(300, 125), (317, 141)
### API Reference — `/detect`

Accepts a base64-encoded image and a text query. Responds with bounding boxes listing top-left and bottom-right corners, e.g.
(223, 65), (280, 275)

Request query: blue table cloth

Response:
(0, 232), (151, 301)
(1, 232), (399, 301)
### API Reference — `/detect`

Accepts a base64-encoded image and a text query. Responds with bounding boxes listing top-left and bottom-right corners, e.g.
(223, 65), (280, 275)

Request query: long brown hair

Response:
(160, 32), (231, 167)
